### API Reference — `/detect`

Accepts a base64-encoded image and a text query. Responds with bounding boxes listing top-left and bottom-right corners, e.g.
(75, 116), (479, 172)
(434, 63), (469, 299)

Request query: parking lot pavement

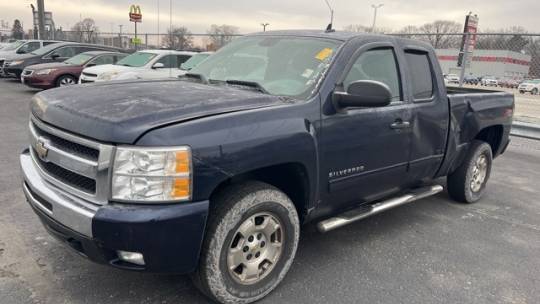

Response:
(1, 78), (539, 304)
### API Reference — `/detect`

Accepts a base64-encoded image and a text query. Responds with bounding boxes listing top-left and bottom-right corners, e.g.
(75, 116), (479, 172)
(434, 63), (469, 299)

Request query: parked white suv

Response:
(445, 74), (460, 84)
(79, 50), (195, 83)
(481, 76), (498, 87)
(518, 79), (540, 95)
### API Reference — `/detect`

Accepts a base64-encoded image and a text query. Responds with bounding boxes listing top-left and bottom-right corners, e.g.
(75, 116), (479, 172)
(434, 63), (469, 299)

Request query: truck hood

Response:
(31, 79), (292, 144)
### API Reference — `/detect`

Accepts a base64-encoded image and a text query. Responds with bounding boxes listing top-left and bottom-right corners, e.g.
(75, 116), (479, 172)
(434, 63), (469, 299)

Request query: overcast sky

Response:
(1, 0), (539, 34)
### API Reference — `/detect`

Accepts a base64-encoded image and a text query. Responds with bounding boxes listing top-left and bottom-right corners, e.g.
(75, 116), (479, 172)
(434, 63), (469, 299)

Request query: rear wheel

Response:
(56, 75), (77, 87)
(532, 88), (539, 95)
(193, 181), (300, 304)
(447, 140), (493, 204)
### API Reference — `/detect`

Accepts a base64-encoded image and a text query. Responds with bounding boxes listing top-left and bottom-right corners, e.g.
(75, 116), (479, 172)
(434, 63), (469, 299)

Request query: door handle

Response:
(390, 120), (411, 130)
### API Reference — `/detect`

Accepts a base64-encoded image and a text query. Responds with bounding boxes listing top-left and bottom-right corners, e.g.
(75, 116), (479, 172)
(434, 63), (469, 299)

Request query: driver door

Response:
(321, 46), (413, 208)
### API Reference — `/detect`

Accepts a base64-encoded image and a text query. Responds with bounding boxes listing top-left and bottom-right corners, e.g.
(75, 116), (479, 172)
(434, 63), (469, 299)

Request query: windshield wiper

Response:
(180, 72), (209, 84)
(223, 79), (269, 94)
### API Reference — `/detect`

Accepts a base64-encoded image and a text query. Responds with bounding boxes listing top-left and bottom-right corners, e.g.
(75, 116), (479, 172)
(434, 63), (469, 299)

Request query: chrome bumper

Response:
(20, 151), (98, 237)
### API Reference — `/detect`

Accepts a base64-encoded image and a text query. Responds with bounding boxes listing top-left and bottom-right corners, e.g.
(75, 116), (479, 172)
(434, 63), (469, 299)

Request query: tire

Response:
(447, 140), (493, 204)
(532, 88), (538, 95)
(56, 74), (77, 87)
(519, 91), (525, 94)
(192, 181), (300, 304)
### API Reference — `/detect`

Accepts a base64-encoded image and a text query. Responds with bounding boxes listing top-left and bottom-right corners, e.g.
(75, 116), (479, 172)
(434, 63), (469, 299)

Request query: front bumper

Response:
(21, 75), (54, 89)
(4, 66), (23, 77)
(21, 150), (209, 274)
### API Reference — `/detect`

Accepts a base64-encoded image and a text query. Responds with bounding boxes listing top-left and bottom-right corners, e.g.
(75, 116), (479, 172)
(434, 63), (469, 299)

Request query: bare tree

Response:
(206, 24), (239, 50)
(343, 24), (370, 33)
(11, 19), (24, 39)
(162, 26), (194, 50)
(71, 18), (99, 43)
(417, 20), (462, 49)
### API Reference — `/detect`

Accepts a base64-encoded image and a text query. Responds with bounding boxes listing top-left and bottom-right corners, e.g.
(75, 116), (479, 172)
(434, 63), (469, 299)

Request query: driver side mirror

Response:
(16, 49), (27, 54)
(180, 63), (190, 71)
(86, 63), (97, 67)
(152, 62), (165, 69)
(333, 80), (392, 110)
(51, 53), (60, 60)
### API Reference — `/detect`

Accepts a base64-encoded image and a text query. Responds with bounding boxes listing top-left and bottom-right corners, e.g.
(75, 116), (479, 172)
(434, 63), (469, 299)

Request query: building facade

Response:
(436, 49), (531, 79)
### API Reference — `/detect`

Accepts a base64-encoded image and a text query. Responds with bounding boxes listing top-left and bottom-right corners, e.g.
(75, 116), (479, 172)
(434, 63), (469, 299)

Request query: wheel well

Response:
(209, 163), (310, 220)
(475, 125), (503, 155)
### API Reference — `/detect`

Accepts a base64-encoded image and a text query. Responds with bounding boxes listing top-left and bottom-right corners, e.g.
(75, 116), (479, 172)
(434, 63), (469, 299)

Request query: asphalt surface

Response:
(1, 78), (539, 304)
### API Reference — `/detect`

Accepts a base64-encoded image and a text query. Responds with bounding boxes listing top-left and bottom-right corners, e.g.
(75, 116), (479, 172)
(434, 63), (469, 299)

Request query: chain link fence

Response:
(2, 29), (540, 124)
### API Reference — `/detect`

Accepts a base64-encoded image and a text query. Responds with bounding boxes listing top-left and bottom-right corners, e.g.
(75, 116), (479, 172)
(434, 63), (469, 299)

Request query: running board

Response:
(317, 185), (444, 233)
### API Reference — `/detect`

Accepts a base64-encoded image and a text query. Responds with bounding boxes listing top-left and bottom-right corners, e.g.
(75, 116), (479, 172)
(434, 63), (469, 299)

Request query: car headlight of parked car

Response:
(35, 68), (56, 75)
(9, 60), (25, 66)
(98, 71), (118, 81)
(111, 146), (192, 203)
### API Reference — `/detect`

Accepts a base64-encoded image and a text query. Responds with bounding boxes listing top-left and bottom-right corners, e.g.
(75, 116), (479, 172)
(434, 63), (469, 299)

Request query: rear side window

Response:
(405, 51), (434, 100)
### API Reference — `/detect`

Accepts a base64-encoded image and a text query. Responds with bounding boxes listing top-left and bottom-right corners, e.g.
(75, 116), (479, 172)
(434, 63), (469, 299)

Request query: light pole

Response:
(371, 4), (384, 33)
(261, 23), (269, 32)
(157, 0), (160, 47)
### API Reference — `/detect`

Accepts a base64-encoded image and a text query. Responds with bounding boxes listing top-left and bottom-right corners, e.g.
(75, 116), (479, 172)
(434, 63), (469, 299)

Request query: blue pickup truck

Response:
(21, 30), (514, 303)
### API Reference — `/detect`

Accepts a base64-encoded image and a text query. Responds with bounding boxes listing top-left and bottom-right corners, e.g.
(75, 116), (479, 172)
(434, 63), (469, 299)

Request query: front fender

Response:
(135, 102), (320, 206)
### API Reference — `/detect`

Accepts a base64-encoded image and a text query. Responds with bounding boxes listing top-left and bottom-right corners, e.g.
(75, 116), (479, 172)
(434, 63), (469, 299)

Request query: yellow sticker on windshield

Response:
(315, 48), (333, 61)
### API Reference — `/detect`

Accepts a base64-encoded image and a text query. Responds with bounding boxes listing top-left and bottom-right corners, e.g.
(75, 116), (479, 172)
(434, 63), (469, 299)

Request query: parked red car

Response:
(21, 51), (127, 89)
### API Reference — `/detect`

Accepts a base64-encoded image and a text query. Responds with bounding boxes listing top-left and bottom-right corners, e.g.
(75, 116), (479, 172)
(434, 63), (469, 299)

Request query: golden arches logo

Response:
(130, 5), (142, 15)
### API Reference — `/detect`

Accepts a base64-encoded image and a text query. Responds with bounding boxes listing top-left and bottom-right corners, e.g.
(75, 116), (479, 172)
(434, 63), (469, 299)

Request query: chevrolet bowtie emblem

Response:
(35, 137), (49, 160)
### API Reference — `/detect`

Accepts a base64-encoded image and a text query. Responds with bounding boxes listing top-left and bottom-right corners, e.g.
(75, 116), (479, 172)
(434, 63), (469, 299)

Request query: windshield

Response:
(31, 43), (64, 56)
(116, 52), (157, 67)
(64, 53), (93, 65)
(2, 40), (25, 51)
(181, 53), (211, 70)
(190, 36), (341, 98)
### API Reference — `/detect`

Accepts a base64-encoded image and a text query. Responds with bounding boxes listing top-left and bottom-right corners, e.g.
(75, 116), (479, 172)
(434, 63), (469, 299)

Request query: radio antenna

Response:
(324, 0), (335, 32)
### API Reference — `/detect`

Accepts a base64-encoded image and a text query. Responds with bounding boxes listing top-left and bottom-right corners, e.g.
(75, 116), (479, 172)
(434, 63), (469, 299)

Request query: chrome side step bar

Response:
(317, 185), (444, 233)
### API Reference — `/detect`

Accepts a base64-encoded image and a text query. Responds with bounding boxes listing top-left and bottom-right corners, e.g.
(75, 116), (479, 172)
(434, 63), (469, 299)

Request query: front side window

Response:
(116, 52), (157, 67)
(343, 48), (402, 102)
(156, 55), (178, 68)
(405, 51), (434, 100)
(51, 46), (76, 58)
(18, 42), (40, 53)
(190, 36), (341, 98)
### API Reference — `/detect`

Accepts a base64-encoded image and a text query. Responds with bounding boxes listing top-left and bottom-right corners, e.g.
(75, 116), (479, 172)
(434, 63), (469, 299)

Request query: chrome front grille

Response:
(28, 116), (114, 205)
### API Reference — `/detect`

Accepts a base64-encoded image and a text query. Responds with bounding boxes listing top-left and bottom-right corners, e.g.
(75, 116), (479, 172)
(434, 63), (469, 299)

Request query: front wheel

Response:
(447, 140), (493, 204)
(532, 88), (539, 95)
(193, 181), (300, 304)
(56, 74), (77, 87)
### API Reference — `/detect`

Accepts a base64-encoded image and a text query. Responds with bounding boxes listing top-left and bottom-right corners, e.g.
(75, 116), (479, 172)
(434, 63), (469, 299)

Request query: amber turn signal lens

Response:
(171, 178), (190, 198)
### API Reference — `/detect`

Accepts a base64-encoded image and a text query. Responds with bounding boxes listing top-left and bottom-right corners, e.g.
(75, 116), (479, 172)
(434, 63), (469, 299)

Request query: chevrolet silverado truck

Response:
(20, 30), (514, 304)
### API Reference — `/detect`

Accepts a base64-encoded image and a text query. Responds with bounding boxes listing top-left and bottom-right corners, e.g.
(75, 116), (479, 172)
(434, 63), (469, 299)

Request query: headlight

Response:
(36, 68), (55, 75)
(10, 60), (24, 66)
(111, 146), (192, 203)
(98, 72), (118, 81)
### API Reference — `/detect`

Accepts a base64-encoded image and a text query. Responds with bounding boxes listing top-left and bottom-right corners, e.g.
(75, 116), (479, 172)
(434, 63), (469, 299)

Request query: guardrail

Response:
(511, 121), (540, 140)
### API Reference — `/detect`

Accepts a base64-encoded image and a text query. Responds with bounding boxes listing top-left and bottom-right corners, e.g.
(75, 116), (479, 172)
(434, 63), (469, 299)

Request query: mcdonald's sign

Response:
(129, 5), (142, 22)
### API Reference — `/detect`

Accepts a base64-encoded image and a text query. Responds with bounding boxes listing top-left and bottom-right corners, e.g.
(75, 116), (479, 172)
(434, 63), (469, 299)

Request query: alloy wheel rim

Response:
(60, 77), (75, 86)
(470, 154), (488, 193)
(227, 212), (284, 285)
